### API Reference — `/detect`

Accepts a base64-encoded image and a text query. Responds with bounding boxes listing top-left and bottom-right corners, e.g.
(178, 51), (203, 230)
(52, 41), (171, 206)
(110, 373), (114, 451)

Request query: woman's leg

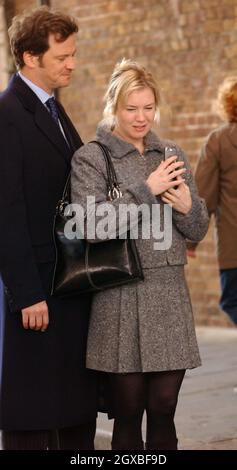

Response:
(109, 373), (146, 450)
(146, 369), (185, 450)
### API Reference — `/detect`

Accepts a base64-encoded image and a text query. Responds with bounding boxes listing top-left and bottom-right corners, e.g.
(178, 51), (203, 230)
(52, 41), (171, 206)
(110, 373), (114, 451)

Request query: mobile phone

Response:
(164, 146), (179, 188)
(164, 146), (177, 159)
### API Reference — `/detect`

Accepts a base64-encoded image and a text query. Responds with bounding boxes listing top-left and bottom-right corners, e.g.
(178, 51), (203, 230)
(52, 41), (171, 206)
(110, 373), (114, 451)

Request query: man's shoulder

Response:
(0, 84), (28, 125)
(0, 86), (20, 114)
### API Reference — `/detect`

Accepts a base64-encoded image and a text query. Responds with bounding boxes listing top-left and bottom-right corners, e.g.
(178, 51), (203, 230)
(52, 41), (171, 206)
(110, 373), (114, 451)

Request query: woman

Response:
(71, 59), (209, 450)
(189, 76), (237, 326)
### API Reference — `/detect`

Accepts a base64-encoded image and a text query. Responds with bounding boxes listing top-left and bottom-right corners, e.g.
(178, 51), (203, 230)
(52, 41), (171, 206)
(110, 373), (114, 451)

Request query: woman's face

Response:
(114, 87), (156, 145)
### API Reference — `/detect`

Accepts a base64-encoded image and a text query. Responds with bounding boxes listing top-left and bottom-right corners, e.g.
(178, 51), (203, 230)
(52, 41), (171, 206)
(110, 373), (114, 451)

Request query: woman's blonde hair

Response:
(217, 77), (237, 122)
(103, 58), (161, 127)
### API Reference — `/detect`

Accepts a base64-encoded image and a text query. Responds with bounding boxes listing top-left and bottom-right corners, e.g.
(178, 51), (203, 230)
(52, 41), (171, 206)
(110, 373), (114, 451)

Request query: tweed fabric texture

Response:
(71, 126), (208, 373)
(87, 266), (201, 372)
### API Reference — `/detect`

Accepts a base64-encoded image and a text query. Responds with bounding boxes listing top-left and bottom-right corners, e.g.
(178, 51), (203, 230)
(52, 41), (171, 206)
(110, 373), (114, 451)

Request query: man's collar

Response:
(18, 71), (53, 104)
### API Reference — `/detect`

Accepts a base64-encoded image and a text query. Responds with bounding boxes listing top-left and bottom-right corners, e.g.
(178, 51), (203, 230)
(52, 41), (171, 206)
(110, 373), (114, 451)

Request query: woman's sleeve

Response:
(71, 143), (157, 242)
(171, 145), (209, 242)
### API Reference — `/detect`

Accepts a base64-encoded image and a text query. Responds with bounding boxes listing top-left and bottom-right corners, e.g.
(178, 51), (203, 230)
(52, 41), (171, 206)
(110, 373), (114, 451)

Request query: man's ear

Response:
(23, 51), (39, 69)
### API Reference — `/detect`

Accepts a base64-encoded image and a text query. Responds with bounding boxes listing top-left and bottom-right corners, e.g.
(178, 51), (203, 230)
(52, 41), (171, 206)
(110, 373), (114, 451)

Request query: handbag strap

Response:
(56, 171), (71, 213)
(90, 140), (122, 200)
(56, 140), (122, 214)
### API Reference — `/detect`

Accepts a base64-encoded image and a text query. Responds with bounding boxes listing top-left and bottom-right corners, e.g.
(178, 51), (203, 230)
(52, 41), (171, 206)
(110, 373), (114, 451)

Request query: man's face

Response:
(32, 33), (77, 93)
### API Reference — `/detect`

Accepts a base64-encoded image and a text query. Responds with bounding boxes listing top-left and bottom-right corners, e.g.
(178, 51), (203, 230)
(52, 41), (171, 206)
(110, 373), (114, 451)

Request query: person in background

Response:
(71, 59), (209, 450)
(188, 77), (237, 326)
(0, 7), (97, 450)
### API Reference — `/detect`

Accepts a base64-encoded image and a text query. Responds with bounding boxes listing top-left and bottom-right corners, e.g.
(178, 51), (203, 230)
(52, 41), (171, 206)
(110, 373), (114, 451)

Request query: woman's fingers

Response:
(166, 161), (185, 174)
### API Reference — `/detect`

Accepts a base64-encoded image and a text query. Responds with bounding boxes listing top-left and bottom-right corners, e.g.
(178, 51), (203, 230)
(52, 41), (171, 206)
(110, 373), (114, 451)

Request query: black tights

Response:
(1, 420), (96, 450)
(109, 370), (185, 450)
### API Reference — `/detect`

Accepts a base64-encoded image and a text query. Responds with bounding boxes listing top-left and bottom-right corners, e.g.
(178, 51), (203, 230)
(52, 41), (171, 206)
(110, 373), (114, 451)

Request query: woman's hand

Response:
(161, 177), (192, 215)
(146, 156), (186, 196)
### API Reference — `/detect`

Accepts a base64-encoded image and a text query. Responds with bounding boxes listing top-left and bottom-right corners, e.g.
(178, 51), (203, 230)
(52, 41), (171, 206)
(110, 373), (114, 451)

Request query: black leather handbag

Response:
(51, 141), (144, 297)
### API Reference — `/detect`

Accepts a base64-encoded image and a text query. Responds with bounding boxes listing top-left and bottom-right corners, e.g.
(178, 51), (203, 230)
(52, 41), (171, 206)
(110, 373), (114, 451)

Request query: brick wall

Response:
(14, 0), (35, 13)
(0, 1), (9, 90)
(2, 0), (237, 326)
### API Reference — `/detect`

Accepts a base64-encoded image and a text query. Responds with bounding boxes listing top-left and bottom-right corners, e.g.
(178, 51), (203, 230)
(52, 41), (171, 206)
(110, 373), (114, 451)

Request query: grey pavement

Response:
(95, 326), (237, 450)
(0, 326), (236, 450)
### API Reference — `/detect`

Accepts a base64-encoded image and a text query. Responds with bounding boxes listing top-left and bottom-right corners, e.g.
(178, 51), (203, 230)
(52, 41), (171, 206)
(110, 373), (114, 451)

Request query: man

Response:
(0, 7), (97, 449)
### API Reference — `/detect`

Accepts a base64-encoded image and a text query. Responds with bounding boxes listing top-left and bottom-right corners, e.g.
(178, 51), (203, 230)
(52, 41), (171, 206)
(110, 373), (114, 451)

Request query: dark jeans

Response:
(220, 268), (237, 325)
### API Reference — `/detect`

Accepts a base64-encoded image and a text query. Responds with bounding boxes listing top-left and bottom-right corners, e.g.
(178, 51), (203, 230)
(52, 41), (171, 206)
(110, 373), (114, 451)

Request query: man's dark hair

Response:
(8, 6), (78, 69)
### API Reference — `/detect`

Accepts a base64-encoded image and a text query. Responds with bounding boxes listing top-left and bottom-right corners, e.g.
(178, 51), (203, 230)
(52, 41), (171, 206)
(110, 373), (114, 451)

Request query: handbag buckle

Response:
(56, 199), (69, 214)
(108, 185), (123, 200)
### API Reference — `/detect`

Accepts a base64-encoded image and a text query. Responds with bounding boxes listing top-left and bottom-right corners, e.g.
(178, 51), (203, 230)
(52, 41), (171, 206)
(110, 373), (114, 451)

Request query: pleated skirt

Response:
(87, 266), (201, 373)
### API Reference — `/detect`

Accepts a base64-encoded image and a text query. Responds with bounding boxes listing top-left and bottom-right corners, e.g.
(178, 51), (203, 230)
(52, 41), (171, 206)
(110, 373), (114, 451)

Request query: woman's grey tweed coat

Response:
(71, 125), (209, 373)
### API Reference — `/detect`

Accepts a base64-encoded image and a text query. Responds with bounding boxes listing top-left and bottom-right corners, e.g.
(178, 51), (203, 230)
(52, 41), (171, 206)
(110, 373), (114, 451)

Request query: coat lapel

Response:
(10, 74), (79, 163)
(34, 101), (70, 162)
(57, 100), (83, 152)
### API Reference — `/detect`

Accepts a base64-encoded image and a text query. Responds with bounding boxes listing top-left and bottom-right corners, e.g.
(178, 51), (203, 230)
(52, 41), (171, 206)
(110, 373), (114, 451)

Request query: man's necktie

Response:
(46, 97), (59, 125)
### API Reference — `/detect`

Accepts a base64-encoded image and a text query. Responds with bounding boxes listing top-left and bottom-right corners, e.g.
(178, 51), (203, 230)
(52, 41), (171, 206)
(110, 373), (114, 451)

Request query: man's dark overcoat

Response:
(0, 75), (97, 430)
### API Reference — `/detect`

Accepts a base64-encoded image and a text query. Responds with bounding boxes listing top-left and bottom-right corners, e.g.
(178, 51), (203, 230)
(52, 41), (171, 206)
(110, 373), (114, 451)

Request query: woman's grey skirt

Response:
(86, 266), (201, 373)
